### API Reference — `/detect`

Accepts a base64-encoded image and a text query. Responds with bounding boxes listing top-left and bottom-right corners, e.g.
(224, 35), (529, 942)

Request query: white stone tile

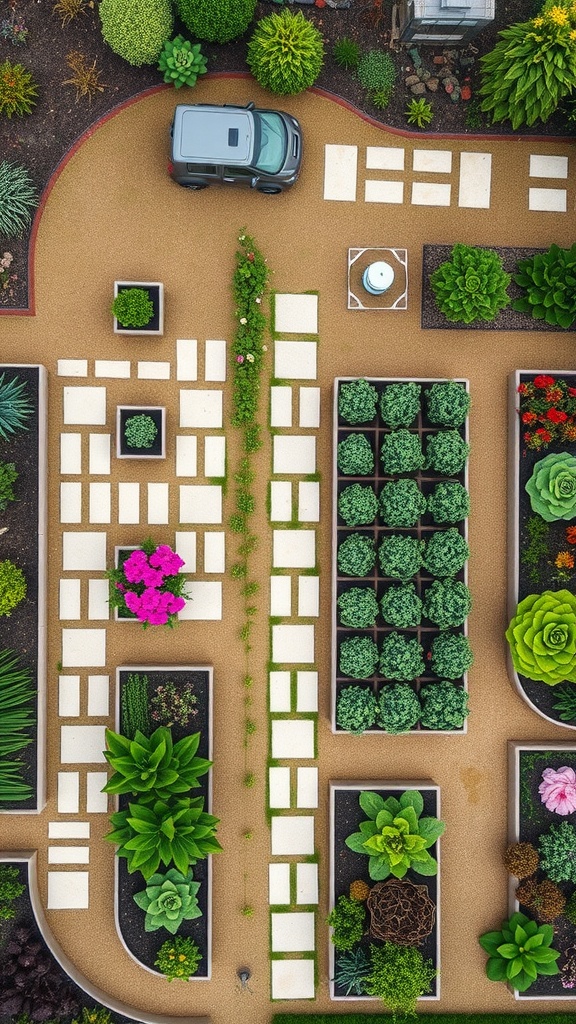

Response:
(176, 435), (198, 477)
(59, 579), (81, 620)
(204, 339), (227, 381)
(296, 671), (318, 713)
(299, 387), (320, 428)
(271, 386), (293, 427)
(60, 433), (82, 474)
(47, 872), (89, 910)
(204, 436), (225, 477)
(270, 481), (292, 522)
(61, 629), (106, 668)
(275, 341), (317, 380)
(88, 579), (109, 620)
(271, 815), (315, 856)
(296, 862), (318, 904)
(272, 623), (315, 664)
(298, 576), (319, 618)
(366, 145), (404, 170)
(271, 959), (315, 1000)
(180, 484), (222, 523)
(62, 532), (107, 571)
(324, 144), (358, 201)
(297, 767), (319, 809)
(138, 361), (170, 380)
(180, 389), (222, 428)
(204, 532), (225, 573)
(89, 434), (110, 475)
(272, 719), (315, 758)
(174, 531), (196, 572)
(89, 482), (111, 524)
(269, 863), (291, 904)
(529, 187), (567, 212)
(94, 360), (130, 379)
(458, 152), (492, 209)
(177, 339), (198, 381)
(60, 725), (107, 763)
(411, 182), (451, 206)
(269, 671), (292, 712)
(48, 821), (90, 839)
(48, 846), (89, 865)
(272, 911), (315, 952)
(59, 675), (80, 717)
(63, 386), (106, 425)
(269, 766), (291, 808)
(179, 581), (222, 620)
(270, 576), (292, 616)
(413, 149), (452, 173)
(273, 530), (315, 568)
(273, 435), (316, 475)
(57, 772), (79, 814)
(58, 359), (87, 377)
(118, 482), (140, 524)
(87, 675), (109, 716)
(530, 154), (568, 178)
(298, 481), (320, 522)
(148, 482), (169, 524)
(274, 294), (318, 335)
(365, 180), (404, 204)
(60, 483), (82, 524)
(86, 772), (108, 813)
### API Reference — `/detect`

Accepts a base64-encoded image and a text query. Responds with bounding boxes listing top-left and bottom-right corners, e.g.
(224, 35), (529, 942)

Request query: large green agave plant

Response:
(102, 726), (212, 799)
(479, 911), (560, 991)
(345, 790), (445, 881)
(133, 867), (201, 933)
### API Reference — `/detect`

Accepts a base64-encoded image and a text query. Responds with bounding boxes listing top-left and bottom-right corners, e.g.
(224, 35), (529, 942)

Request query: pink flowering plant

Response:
(539, 766), (576, 816)
(107, 540), (189, 628)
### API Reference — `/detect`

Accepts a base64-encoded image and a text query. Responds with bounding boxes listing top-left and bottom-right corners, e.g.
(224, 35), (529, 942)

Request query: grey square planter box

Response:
(116, 405), (166, 459)
(113, 281), (164, 336)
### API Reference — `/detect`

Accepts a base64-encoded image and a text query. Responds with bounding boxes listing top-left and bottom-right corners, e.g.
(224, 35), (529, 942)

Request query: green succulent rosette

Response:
(506, 589), (576, 686)
(525, 452), (576, 522)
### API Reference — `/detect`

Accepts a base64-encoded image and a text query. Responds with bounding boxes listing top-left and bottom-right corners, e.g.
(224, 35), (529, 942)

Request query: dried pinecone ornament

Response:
(366, 878), (435, 945)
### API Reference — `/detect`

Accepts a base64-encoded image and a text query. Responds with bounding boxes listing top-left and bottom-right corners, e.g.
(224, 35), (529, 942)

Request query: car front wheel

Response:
(182, 182), (208, 190)
(257, 185), (282, 194)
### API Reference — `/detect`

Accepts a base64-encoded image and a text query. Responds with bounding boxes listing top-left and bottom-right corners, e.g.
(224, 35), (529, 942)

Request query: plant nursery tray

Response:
(332, 377), (470, 734)
(114, 667), (213, 979)
(508, 743), (576, 998)
(329, 780), (441, 1002)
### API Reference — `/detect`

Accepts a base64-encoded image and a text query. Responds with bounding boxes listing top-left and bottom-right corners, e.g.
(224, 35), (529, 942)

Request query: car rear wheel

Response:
(257, 185), (282, 194)
(182, 182), (208, 190)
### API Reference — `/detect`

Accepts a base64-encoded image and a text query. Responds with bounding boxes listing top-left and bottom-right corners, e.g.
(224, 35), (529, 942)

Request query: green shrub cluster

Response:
(423, 528), (469, 577)
(425, 381), (470, 427)
(338, 483), (378, 527)
(336, 684), (377, 733)
(155, 935), (202, 980)
(379, 535), (423, 581)
(380, 583), (422, 627)
(539, 822), (576, 883)
(99, 0), (173, 65)
(0, 560), (26, 617)
(0, 59), (38, 117)
(357, 50), (396, 103)
(429, 632), (473, 678)
(420, 681), (470, 730)
(337, 432), (374, 475)
(430, 244), (511, 324)
(377, 683), (421, 734)
(0, 461), (17, 511)
(0, 864), (25, 919)
(232, 232), (269, 427)
(176, 0), (256, 44)
(112, 287), (154, 328)
(379, 631), (425, 681)
(513, 244), (576, 329)
(247, 9), (324, 95)
(337, 587), (379, 628)
(425, 429), (469, 475)
(379, 382), (421, 428)
(124, 414), (157, 449)
(423, 579), (471, 628)
(379, 478), (426, 528)
(328, 894), (366, 951)
(338, 378), (378, 424)
(338, 533), (376, 577)
(363, 942), (436, 1016)
(427, 481), (470, 524)
(0, 161), (38, 240)
(339, 636), (379, 679)
(380, 429), (424, 474)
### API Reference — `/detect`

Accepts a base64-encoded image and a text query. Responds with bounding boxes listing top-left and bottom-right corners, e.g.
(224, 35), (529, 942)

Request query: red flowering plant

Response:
(518, 375), (576, 452)
(106, 540), (189, 627)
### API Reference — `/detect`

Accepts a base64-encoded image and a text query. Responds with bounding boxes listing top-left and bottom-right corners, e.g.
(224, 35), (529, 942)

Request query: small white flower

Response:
(255, 297), (261, 304)
(240, 317), (247, 325)
(262, 345), (268, 352)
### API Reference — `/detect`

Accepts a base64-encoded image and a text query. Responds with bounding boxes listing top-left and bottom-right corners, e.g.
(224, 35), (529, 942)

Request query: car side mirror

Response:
(250, 177), (258, 189)
(246, 101), (255, 111)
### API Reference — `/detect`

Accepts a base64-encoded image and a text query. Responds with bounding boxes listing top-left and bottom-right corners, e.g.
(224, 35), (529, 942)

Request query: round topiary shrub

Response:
(112, 288), (154, 328)
(379, 382), (421, 429)
(338, 534), (376, 577)
(247, 9), (324, 95)
(338, 378), (378, 425)
(378, 683), (421, 734)
(419, 681), (470, 730)
(379, 535), (424, 582)
(337, 433), (374, 475)
(430, 244), (511, 324)
(424, 430), (469, 475)
(380, 583), (422, 628)
(427, 481), (470, 524)
(0, 559), (26, 616)
(100, 0), (173, 65)
(336, 685), (378, 733)
(381, 430), (424, 474)
(379, 479), (427, 528)
(339, 636), (379, 679)
(337, 587), (379, 628)
(175, 0), (256, 44)
(338, 483), (378, 527)
(423, 579), (472, 628)
(125, 414), (158, 449)
(429, 632), (473, 679)
(423, 528), (469, 578)
(424, 382), (470, 428)
(379, 631), (425, 681)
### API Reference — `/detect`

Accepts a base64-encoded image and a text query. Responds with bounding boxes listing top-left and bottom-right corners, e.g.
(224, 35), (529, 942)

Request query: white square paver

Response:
(174, 531), (196, 572)
(89, 434), (110, 475)
(272, 624), (315, 664)
(273, 530), (315, 568)
(59, 675), (80, 717)
(275, 342), (317, 381)
(269, 767), (291, 808)
(48, 821), (90, 839)
(204, 436), (225, 477)
(365, 180), (404, 204)
(270, 481), (292, 522)
(57, 772), (79, 814)
(180, 485), (222, 523)
(148, 482), (169, 524)
(298, 481), (320, 522)
(530, 154), (568, 179)
(413, 149), (452, 173)
(63, 386), (106, 425)
(60, 433), (82, 474)
(60, 725), (107, 763)
(58, 359), (87, 377)
(59, 579), (81, 620)
(176, 435), (198, 477)
(177, 339), (198, 381)
(179, 582), (222, 620)
(94, 360), (130, 379)
(271, 960), (315, 1000)
(273, 436), (316, 475)
(204, 532), (225, 573)
(297, 767), (319, 809)
(48, 846), (90, 865)
(271, 911), (315, 952)
(529, 187), (567, 212)
(458, 152), (492, 209)
(270, 386), (293, 427)
(180, 389), (222, 428)
(87, 675), (109, 716)
(296, 863), (318, 904)
(271, 815), (315, 855)
(62, 532), (107, 571)
(47, 872), (89, 910)
(269, 671), (292, 712)
(324, 144), (358, 201)
(88, 579), (109, 620)
(272, 719), (315, 758)
(86, 772), (108, 813)
(411, 182), (451, 206)
(118, 482), (140, 524)
(270, 575), (292, 616)
(299, 387), (320, 428)
(366, 146), (404, 170)
(61, 629), (106, 668)
(296, 671), (318, 712)
(269, 863), (291, 904)
(138, 361), (170, 380)
(89, 482), (111, 524)
(60, 483), (82, 524)
(204, 340), (227, 381)
(298, 576), (319, 618)
(274, 294), (318, 335)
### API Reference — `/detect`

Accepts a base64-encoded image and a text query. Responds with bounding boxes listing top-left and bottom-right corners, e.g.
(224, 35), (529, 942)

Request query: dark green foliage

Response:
(99, 0), (173, 65)
(176, 0), (256, 44)
(427, 481), (470, 524)
(380, 583), (422, 628)
(0, 59), (38, 117)
(332, 947), (370, 996)
(158, 35), (207, 88)
(357, 50), (396, 96)
(539, 822), (576, 883)
(232, 233), (269, 427)
(0, 460), (17, 510)
(337, 587), (379, 628)
(333, 36), (360, 71)
(424, 430), (469, 475)
(124, 414), (157, 449)
(380, 429), (424, 474)
(377, 683), (420, 734)
(337, 432), (374, 475)
(338, 483), (378, 526)
(379, 382), (421, 428)
(121, 673), (151, 739)
(247, 9), (324, 95)
(379, 535), (424, 581)
(0, 560), (26, 617)
(0, 161), (38, 239)
(339, 636), (379, 679)
(112, 287), (154, 328)
(513, 244), (576, 329)
(338, 533), (376, 577)
(429, 632), (473, 679)
(379, 631), (425, 681)
(564, 890), (576, 924)
(552, 683), (576, 722)
(379, 478), (427, 528)
(419, 681), (470, 730)
(0, 372), (32, 439)
(363, 942), (436, 1015)
(0, 649), (35, 756)
(338, 378), (378, 424)
(521, 515), (549, 584)
(423, 579), (471, 628)
(0, 864), (25, 920)
(425, 381), (470, 427)
(430, 244), (511, 324)
(328, 894), (366, 950)
(423, 528), (469, 577)
(336, 685), (378, 733)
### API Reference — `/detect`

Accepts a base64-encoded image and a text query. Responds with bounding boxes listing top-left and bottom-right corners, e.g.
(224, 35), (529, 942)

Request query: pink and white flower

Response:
(539, 766), (576, 815)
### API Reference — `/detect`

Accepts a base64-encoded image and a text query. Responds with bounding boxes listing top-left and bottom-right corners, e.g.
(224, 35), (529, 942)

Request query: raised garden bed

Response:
(116, 406), (166, 460)
(329, 780), (441, 1004)
(113, 667), (213, 979)
(332, 377), (471, 735)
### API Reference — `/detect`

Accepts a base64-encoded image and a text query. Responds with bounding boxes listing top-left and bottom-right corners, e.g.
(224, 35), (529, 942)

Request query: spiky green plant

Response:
(247, 9), (324, 95)
(406, 97), (433, 127)
(552, 683), (576, 721)
(157, 35), (207, 88)
(102, 726), (212, 798)
(0, 650), (35, 756)
(0, 373), (32, 439)
(0, 760), (32, 801)
(333, 36), (360, 70)
(333, 946), (370, 995)
(0, 59), (38, 117)
(0, 162), (38, 239)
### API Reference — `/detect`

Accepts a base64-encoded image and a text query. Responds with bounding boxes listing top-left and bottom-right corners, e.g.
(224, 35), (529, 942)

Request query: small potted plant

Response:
(112, 281), (164, 336)
(117, 406), (166, 459)
(107, 541), (189, 626)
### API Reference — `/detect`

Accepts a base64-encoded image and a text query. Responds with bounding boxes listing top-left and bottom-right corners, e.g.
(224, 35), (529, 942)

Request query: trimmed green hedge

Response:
(272, 1016), (576, 1024)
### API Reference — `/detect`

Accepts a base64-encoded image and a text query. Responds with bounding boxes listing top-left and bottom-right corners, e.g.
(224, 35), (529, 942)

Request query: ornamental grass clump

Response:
(430, 244), (511, 324)
(506, 589), (576, 685)
(380, 429), (424, 474)
(0, 372), (32, 438)
(338, 533), (376, 577)
(337, 432), (374, 475)
(339, 378), (378, 424)
(423, 578), (472, 628)
(419, 681), (470, 730)
(513, 244), (576, 329)
(363, 942), (437, 1014)
(479, 911), (560, 992)
(112, 287), (154, 328)
(377, 683), (421, 734)
(424, 429), (469, 475)
(338, 483), (378, 527)
(333, 36), (360, 70)
(345, 789), (445, 881)
(379, 631), (425, 681)
(526, 452), (576, 521)
(133, 867), (201, 933)
(539, 821), (576, 883)
(328, 894), (366, 951)
(379, 535), (424, 581)
(336, 685), (378, 734)
(379, 382), (421, 428)
(176, 0), (256, 44)
(99, 0), (173, 65)
(423, 527), (469, 577)
(333, 947), (370, 996)
(158, 35), (207, 88)
(424, 381), (470, 428)
(339, 636), (379, 679)
(427, 481), (470, 524)
(247, 9), (324, 95)
(0, 60), (38, 117)
(337, 587), (379, 628)
(380, 583), (422, 628)
(379, 478), (427, 528)
(124, 414), (157, 449)
(429, 632), (473, 679)
(0, 162), (38, 240)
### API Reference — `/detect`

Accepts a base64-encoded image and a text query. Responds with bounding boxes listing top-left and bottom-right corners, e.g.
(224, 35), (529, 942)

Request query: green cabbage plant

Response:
(337, 587), (379, 628)
(380, 429), (424, 474)
(133, 867), (201, 932)
(380, 583), (422, 628)
(337, 432), (374, 475)
(345, 789), (445, 881)
(336, 685), (378, 734)
(338, 533), (376, 577)
(427, 481), (470, 524)
(526, 452), (576, 522)
(479, 911), (560, 992)
(102, 726), (212, 798)
(338, 483), (378, 527)
(513, 244), (576, 329)
(377, 683), (421, 734)
(506, 589), (576, 685)
(430, 244), (511, 324)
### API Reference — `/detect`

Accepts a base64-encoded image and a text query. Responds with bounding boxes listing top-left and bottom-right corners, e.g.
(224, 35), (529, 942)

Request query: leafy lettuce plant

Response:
(338, 483), (378, 526)
(419, 681), (470, 730)
(513, 244), (576, 329)
(338, 533), (376, 577)
(339, 636), (379, 679)
(430, 243), (511, 323)
(336, 685), (378, 734)
(380, 429), (424, 474)
(103, 726), (212, 798)
(424, 381), (470, 428)
(379, 478), (427, 528)
(423, 578), (471, 628)
(345, 789), (445, 880)
(133, 867), (201, 933)
(337, 587), (379, 628)
(377, 683), (421, 734)
(427, 481), (470, 524)
(423, 528), (469, 577)
(479, 910), (560, 991)
(379, 631), (425, 681)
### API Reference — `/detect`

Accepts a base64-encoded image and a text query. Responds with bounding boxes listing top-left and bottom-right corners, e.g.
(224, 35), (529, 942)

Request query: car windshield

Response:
(252, 112), (287, 174)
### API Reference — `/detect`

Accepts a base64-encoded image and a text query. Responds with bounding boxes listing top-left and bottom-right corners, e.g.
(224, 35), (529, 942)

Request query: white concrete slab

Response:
(297, 767), (319, 809)
(59, 579), (81, 620)
(118, 482), (140, 524)
(270, 481), (292, 522)
(57, 772), (79, 814)
(47, 871), (89, 909)
(274, 294), (318, 335)
(87, 675), (109, 716)
(298, 481), (319, 523)
(299, 387), (320, 428)
(89, 482), (111, 524)
(458, 152), (492, 209)
(296, 671), (318, 713)
(60, 482), (82, 524)
(148, 482), (169, 524)
(138, 361), (170, 380)
(204, 532), (225, 573)
(58, 359), (87, 377)
(204, 339), (227, 381)
(180, 389), (222, 428)
(177, 339), (198, 381)
(176, 435), (198, 477)
(530, 154), (568, 178)
(270, 575), (292, 616)
(297, 576), (319, 618)
(88, 579), (109, 620)
(61, 629), (106, 668)
(273, 435), (316, 475)
(89, 434), (110, 475)
(296, 862), (319, 904)
(529, 187), (567, 212)
(273, 530), (315, 568)
(60, 725), (107, 763)
(63, 386), (106, 425)
(365, 180), (404, 204)
(48, 846), (89, 865)
(413, 149), (452, 173)
(272, 719), (315, 758)
(275, 341), (317, 380)
(48, 821), (90, 839)
(94, 360), (130, 379)
(272, 911), (315, 952)
(272, 624), (315, 664)
(271, 959), (315, 1000)
(271, 386), (293, 427)
(366, 146), (404, 170)
(180, 484), (222, 523)
(324, 144), (358, 201)
(60, 433), (82, 474)
(411, 181), (451, 206)
(269, 671), (292, 712)
(86, 771), (108, 813)
(174, 531), (196, 572)
(204, 436), (225, 477)
(271, 815), (315, 855)
(269, 766), (291, 808)
(179, 581), (222, 620)
(269, 863), (291, 904)
(58, 675), (80, 717)
(62, 532), (107, 571)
